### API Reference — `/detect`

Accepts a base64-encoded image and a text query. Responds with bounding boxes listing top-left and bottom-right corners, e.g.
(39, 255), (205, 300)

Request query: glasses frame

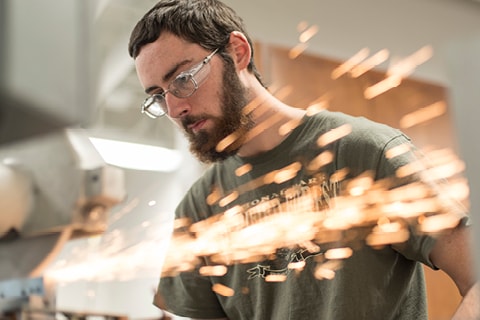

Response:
(141, 48), (219, 119)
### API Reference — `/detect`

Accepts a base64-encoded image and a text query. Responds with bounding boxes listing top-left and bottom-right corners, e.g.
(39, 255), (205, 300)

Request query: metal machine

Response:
(0, 124), (126, 317)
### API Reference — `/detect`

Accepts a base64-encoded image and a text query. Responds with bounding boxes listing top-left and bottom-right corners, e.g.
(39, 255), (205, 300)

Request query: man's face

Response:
(135, 32), (252, 163)
(183, 56), (251, 163)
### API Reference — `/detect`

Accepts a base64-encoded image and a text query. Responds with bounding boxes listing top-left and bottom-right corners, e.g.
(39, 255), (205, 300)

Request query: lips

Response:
(187, 119), (207, 133)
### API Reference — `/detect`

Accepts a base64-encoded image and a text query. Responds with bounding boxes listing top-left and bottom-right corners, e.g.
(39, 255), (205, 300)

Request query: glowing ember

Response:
(387, 45), (433, 79)
(364, 75), (402, 99)
(306, 150), (334, 172)
(419, 213), (465, 233)
(385, 143), (411, 159)
(350, 49), (390, 78)
(235, 163), (253, 176)
(289, 43), (309, 59)
(219, 191), (239, 207)
(399, 101), (447, 129)
(212, 283), (235, 296)
(306, 102), (328, 116)
(331, 48), (370, 80)
(279, 118), (303, 136)
(299, 25), (319, 43)
(288, 261), (307, 270)
(317, 124), (352, 147)
(200, 265), (228, 276)
(266, 274), (288, 282)
(324, 247), (353, 260)
(314, 261), (341, 280)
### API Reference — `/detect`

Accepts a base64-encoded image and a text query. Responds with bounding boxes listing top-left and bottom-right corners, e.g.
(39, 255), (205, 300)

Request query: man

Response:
(128, 0), (479, 319)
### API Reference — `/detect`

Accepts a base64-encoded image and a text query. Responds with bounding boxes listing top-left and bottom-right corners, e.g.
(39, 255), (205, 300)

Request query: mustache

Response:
(181, 114), (212, 131)
(181, 115), (200, 129)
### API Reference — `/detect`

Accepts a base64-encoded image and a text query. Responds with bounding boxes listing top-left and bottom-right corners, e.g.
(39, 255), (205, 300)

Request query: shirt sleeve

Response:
(374, 134), (470, 270)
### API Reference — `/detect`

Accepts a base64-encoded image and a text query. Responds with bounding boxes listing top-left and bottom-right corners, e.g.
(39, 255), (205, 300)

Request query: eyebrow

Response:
(144, 58), (193, 95)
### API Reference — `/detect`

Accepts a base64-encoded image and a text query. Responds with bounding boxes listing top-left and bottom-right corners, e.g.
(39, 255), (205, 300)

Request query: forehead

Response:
(134, 32), (200, 87)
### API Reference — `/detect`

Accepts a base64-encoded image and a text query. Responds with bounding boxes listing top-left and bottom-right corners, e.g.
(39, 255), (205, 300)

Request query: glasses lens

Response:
(170, 73), (196, 98)
(142, 95), (166, 118)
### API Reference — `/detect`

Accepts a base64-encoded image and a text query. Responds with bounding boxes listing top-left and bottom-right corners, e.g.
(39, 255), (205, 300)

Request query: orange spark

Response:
(212, 283), (235, 297)
(306, 102), (328, 116)
(219, 191), (239, 207)
(299, 25), (319, 43)
(297, 21), (309, 32)
(288, 261), (306, 270)
(279, 117), (303, 136)
(272, 162), (302, 184)
(324, 247), (353, 260)
(419, 213), (462, 233)
(266, 274), (288, 282)
(331, 48), (370, 80)
(307, 150), (334, 172)
(385, 143), (412, 159)
(199, 265), (228, 276)
(235, 163), (253, 176)
(399, 101), (447, 128)
(317, 124), (352, 147)
(387, 45), (433, 79)
(366, 224), (410, 246)
(273, 85), (294, 100)
(289, 43), (308, 59)
(364, 75), (402, 99)
(216, 131), (242, 152)
(350, 49), (390, 78)
(207, 187), (223, 205)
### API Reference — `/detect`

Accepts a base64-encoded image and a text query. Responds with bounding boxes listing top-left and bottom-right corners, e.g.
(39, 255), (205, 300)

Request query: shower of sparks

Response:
(45, 215), (175, 283)
(45, 125), (469, 285)
(364, 45), (433, 99)
(43, 34), (467, 290)
(289, 22), (318, 59)
(158, 137), (468, 277)
(387, 45), (433, 79)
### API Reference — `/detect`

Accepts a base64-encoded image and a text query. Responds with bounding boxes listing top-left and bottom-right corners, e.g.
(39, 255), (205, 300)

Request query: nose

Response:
(165, 94), (190, 118)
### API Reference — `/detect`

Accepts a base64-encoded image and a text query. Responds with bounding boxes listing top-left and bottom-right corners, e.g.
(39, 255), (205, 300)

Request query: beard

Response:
(182, 58), (252, 163)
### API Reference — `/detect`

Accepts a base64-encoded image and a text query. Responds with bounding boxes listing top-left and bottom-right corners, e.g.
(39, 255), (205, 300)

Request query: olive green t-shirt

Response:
(157, 111), (441, 320)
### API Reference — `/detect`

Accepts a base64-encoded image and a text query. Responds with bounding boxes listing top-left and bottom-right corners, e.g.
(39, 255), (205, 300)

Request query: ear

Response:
(227, 31), (251, 71)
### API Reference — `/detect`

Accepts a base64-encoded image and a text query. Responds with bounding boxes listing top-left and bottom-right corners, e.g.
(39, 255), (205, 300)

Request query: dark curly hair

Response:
(128, 0), (264, 86)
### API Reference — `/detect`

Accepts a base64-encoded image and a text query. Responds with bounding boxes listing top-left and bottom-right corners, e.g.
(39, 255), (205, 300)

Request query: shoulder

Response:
(307, 110), (404, 137)
(304, 110), (411, 156)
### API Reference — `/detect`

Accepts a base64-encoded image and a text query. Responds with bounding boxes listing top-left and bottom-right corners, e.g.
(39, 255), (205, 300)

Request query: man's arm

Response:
(452, 282), (480, 320)
(429, 224), (479, 319)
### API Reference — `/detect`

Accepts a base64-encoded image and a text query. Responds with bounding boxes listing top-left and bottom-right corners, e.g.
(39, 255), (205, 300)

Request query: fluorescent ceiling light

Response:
(89, 137), (182, 172)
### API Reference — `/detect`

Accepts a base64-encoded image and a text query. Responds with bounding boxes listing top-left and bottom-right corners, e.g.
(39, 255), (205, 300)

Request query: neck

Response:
(236, 87), (306, 158)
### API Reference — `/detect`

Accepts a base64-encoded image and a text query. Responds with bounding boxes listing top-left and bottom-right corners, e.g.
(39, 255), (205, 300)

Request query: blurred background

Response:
(0, 0), (479, 319)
